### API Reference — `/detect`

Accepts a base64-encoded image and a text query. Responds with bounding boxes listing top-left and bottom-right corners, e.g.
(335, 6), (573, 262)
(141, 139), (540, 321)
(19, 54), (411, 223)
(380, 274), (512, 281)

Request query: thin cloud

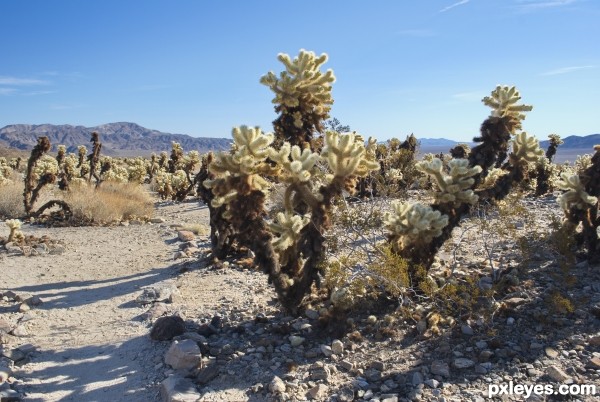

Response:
(0, 88), (17, 95)
(0, 76), (49, 86)
(22, 90), (57, 96)
(439, 0), (470, 13)
(514, 0), (577, 11)
(541, 65), (596, 76)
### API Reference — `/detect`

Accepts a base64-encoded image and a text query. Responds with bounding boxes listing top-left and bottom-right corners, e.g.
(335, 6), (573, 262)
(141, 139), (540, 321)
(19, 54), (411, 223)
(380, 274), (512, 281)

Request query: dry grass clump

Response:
(64, 182), (153, 224)
(0, 180), (26, 218)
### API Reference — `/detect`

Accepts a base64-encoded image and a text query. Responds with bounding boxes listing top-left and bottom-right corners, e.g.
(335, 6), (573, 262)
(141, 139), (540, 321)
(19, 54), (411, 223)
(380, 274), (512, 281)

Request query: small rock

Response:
(151, 217), (166, 224)
(547, 366), (570, 382)
(412, 371), (424, 386)
(506, 317), (515, 325)
(137, 285), (177, 304)
(339, 360), (354, 371)
(0, 366), (12, 383)
(196, 363), (220, 385)
(310, 364), (330, 381)
(160, 375), (201, 402)
(142, 303), (169, 321)
(165, 340), (202, 371)
(18, 303), (30, 313)
(431, 361), (450, 377)
(305, 309), (319, 320)
(177, 231), (196, 242)
(588, 335), (600, 346)
(320, 345), (333, 357)
(461, 324), (474, 336)
(10, 326), (28, 337)
(545, 347), (559, 358)
(454, 358), (475, 369)
(586, 357), (600, 370)
(150, 316), (186, 341)
(308, 384), (328, 400)
(289, 336), (304, 347)
(269, 376), (286, 394)
(331, 339), (344, 355)
(425, 379), (439, 389)
(371, 360), (385, 371)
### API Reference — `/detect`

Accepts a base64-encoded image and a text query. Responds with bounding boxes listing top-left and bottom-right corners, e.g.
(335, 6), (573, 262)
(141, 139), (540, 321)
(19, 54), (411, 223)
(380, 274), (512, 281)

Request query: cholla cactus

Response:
(168, 142), (184, 173)
(510, 132), (544, 165)
(205, 124), (379, 313)
(385, 202), (449, 251)
(260, 49), (336, 148)
(5, 219), (24, 243)
(556, 173), (598, 211)
(269, 211), (310, 256)
(482, 85), (533, 132)
(126, 157), (148, 184)
(32, 155), (59, 181)
(416, 158), (481, 206)
(0, 158), (13, 186)
(77, 145), (87, 167)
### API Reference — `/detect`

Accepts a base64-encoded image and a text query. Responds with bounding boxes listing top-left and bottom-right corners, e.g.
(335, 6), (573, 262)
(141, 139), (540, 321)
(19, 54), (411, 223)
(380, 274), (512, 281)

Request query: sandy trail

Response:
(1, 203), (205, 401)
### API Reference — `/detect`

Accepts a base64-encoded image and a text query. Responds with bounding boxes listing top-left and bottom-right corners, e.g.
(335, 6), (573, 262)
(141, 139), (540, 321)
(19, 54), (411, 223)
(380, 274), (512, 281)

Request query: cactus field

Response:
(1, 50), (600, 401)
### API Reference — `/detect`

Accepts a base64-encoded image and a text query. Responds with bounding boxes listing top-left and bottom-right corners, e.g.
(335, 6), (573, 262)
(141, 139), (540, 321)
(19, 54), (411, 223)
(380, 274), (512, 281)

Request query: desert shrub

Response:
(0, 180), (26, 218)
(64, 182), (153, 224)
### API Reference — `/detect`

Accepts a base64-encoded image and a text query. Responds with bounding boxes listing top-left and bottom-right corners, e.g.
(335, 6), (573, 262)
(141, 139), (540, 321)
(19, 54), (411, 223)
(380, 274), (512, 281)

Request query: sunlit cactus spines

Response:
(269, 143), (320, 184)
(416, 158), (481, 206)
(261, 49), (336, 148)
(482, 85), (533, 132)
(385, 201), (449, 251)
(269, 211), (310, 254)
(510, 132), (544, 165)
(556, 173), (598, 211)
(5, 219), (23, 243)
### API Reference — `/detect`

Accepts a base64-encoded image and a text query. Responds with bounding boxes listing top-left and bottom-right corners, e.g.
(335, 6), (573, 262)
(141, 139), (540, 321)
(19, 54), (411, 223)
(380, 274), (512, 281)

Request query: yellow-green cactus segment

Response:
(556, 173), (598, 211)
(416, 158), (481, 206)
(269, 211), (310, 252)
(321, 132), (380, 179)
(208, 126), (274, 177)
(259, 49), (335, 113)
(482, 85), (532, 131)
(510, 132), (545, 165)
(204, 126), (274, 208)
(269, 142), (320, 183)
(384, 201), (449, 250)
(5, 219), (23, 243)
(33, 155), (59, 180)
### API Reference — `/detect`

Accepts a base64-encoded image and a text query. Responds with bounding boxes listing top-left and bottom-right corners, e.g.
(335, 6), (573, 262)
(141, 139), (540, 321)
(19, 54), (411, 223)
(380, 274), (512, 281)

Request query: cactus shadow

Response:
(14, 335), (165, 401)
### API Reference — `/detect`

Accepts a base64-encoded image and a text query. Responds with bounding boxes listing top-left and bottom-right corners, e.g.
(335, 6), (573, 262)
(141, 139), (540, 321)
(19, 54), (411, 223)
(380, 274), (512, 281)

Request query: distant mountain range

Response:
(1, 122), (597, 157)
(419, 134), (600, 152)
(0, 122), (231, 156)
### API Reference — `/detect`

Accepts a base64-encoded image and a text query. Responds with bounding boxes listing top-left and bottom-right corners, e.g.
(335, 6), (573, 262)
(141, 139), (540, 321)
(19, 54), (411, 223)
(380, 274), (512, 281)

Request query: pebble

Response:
(331, 339), (344, 355)
(453, 358), (475, 369)
(269, 376), (286, 393)
(431, 361), (450, 377)
(546, 366), (570, 382)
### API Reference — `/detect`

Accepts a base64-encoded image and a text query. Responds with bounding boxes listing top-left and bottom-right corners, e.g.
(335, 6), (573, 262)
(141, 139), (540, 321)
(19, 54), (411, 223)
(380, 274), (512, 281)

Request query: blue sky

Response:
(1, 0), (598, 142)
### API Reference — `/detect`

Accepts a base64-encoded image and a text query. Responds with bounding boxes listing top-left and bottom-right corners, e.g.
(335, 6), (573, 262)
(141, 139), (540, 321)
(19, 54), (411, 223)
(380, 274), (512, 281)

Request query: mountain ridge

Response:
(0, 122), (231, 156)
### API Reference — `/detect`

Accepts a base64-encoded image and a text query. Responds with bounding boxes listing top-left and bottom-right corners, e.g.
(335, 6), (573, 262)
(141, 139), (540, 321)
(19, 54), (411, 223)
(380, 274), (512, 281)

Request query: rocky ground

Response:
(1, 194), (599, 402)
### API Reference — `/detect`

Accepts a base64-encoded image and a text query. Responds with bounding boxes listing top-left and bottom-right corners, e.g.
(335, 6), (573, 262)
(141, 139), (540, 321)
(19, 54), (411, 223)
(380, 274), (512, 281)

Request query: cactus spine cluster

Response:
(260, 49), (335, 148)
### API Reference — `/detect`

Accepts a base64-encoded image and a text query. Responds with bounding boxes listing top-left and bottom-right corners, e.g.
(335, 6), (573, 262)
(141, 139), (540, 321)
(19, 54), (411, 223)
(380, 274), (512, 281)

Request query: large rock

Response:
(150, 316), (186, 341)
(165, 340), (202, 371)
(160, 375), (201, 402)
